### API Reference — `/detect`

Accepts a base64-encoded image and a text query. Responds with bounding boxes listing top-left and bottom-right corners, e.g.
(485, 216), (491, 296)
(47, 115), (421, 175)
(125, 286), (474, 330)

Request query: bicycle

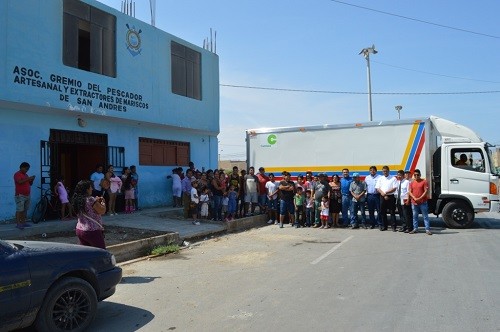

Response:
(31, 186), (65, 223)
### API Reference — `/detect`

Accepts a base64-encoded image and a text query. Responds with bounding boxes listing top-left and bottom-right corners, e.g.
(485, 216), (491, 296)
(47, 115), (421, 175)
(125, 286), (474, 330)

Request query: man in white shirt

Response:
(375, 165), (397, 231)
(364, 166), (381, 229)
(396, 170), (413, 232)
(265, 173), (279, 224)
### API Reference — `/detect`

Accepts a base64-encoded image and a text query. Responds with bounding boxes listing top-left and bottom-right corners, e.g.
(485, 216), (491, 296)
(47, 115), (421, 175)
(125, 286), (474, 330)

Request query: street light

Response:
(359, 44), (378, 121)
(395, 105), (403, 119)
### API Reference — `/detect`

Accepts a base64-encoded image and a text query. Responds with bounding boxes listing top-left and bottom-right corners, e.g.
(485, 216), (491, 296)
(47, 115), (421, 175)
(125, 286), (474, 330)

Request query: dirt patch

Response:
(18, 226), (172, 246)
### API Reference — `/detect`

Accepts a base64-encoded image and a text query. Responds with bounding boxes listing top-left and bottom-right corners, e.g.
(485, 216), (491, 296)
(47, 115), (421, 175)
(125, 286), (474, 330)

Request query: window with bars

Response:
(139, 137), (190, 166)
(171, 41), (201, 100)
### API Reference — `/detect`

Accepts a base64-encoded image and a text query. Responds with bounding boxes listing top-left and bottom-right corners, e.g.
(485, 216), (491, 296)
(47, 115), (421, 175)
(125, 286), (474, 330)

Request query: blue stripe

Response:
(404, 123), (425, 170)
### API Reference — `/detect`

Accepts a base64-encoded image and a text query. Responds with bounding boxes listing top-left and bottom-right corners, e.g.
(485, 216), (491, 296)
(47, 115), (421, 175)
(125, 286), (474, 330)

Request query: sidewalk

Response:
(0, 206), (266, 242)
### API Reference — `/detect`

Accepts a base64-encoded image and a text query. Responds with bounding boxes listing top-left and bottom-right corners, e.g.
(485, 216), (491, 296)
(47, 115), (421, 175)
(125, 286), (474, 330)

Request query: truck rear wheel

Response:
(442, 200), (474, 228)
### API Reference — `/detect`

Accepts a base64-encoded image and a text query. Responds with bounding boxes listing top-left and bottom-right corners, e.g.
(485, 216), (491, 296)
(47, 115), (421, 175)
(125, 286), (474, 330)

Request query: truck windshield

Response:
(487, 145), (498, 175)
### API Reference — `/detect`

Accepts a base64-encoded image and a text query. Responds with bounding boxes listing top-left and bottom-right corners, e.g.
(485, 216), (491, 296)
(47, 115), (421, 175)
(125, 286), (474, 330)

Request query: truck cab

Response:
(433, 141), (499, 228)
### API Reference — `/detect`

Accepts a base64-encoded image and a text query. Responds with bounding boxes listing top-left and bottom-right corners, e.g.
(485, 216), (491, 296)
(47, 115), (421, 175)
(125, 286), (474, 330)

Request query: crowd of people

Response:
(12, 160), (432, 252)
(175, 163), (432, 235)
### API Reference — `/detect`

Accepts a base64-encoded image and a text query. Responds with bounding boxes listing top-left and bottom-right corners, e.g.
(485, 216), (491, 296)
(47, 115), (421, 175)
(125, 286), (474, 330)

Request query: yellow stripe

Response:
(399, 122), (421, 169)
(265, 122), (422, 173)
(266, 165), (400, 173)
(0, 280), (31, 293)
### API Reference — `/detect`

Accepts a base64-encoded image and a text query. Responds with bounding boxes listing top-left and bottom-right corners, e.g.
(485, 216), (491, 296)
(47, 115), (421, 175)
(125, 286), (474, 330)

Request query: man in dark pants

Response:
(395, 170), (410, 232)
(397, 170), (413, 232)
(375, 166), (397, 231)
(339, 169), (352, 227)
(364, 166), (381, 229)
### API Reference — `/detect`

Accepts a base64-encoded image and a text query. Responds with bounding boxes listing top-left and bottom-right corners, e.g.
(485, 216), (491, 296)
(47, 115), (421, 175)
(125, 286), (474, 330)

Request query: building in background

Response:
(0, 0), (219, 220)
(218, 160), (247, 173)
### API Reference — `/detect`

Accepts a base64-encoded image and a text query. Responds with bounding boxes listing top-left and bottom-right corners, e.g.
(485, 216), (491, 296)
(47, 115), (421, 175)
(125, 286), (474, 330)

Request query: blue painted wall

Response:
(0, 0), (219, 221)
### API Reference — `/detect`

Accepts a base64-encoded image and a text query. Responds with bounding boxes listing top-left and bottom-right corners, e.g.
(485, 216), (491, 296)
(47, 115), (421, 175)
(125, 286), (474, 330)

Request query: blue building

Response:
(0, 0), (219, 221)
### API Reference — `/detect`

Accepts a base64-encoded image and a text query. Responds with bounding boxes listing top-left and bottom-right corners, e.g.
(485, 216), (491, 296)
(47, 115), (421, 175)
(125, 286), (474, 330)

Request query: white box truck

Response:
(246, 116), (499, 228)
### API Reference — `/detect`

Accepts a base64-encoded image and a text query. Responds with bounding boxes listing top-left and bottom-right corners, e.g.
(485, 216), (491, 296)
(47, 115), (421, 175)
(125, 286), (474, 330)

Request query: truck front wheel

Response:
(442, 200), (474, 228)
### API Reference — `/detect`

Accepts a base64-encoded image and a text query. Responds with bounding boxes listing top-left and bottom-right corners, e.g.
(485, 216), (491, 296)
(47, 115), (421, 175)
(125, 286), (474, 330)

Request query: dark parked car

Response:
(0, 240), (122, 332)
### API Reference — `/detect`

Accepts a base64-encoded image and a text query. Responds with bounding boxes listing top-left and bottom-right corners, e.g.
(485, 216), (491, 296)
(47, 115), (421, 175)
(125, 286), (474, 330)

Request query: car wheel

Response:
(442, 200), (474, 229)
(36, 277), (98, 332)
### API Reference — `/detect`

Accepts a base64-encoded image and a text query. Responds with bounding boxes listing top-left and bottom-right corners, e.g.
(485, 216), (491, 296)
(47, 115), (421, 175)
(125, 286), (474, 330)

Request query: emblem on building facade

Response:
(126, 24), (142, 56)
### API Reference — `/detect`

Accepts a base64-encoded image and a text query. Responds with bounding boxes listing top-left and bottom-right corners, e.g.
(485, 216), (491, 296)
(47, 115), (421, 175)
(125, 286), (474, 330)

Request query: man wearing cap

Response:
(256, 167), (270, 215)
(375, 165), (397, 231)
(349, 173), (367, 229)
(364, 166), (381, 229)
(312, 173), (330, 228)
(340, 168), (353, 227)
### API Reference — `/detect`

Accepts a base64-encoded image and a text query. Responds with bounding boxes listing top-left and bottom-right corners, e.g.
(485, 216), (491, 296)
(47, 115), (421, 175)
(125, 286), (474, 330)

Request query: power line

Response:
(220, 84), (500, 95)
(372, 60), (500, 84)
(330, 0), (500, 40)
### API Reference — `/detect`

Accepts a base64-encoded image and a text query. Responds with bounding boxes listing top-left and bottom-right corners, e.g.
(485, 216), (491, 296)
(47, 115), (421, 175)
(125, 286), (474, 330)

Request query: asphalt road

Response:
(90, 212), (500, 332)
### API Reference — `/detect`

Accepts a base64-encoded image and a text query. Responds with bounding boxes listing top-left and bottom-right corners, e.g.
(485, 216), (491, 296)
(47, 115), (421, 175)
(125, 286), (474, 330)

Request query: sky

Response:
(98, 0), (500, 160)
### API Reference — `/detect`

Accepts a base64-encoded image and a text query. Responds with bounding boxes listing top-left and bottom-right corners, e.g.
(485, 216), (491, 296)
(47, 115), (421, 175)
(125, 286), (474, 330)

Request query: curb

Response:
(108, 232), (181, 263)
(116, 214), (268, 264)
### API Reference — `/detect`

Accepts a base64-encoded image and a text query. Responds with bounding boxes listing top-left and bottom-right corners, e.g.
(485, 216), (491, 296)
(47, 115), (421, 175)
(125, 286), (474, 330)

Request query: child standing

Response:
(54, 175), (74, 220)
(305, 190), (314, 227)
(320, 196), (330, 229)
(190, 180), (200, 225)
(107, 165), (122, 216)
(199, 187), (210, 219)
(227, 185), (238, 221)
(294, 187), (305, 228)
(222, 193), (229, 221)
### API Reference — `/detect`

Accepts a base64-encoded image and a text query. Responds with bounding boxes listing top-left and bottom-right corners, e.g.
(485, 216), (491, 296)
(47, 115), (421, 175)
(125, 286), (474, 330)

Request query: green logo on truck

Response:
(267, 134), (277, 145)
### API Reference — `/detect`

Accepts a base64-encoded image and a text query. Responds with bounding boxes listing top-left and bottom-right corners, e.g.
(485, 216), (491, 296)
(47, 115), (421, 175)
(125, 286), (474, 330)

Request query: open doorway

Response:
(58, 143), (107, 191)
(39, 129), (126, 219)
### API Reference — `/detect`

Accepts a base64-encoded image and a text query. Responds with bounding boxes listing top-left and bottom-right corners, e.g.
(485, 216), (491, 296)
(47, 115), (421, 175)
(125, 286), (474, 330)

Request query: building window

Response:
(139, 138), (190, 166)
(63, 0), (116, 77)
(171, 41), (201, 100)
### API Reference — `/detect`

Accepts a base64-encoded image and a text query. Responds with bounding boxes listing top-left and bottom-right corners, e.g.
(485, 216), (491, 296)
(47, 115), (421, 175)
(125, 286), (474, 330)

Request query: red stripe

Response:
(409, 130), (425, 172)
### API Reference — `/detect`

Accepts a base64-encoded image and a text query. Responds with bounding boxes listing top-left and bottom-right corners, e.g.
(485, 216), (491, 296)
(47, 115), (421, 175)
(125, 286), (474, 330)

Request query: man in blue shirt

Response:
(340, 168), (352, 227)
(90, 164), (104, 197)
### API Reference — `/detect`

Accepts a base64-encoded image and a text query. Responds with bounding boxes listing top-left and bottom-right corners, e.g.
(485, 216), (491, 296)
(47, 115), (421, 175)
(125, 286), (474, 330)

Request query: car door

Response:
(0, 241), (32, 331)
